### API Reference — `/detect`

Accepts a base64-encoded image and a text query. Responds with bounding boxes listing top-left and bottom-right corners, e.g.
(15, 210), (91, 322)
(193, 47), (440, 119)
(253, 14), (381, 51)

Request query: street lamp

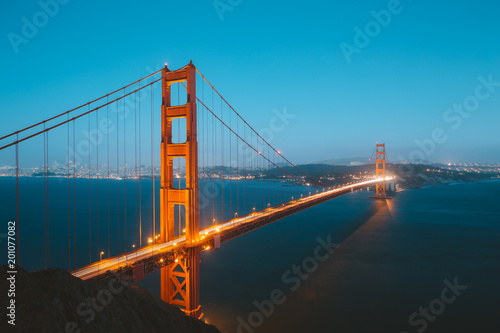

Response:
(98, 251), (104, 276)
(148, 238), (153, 255)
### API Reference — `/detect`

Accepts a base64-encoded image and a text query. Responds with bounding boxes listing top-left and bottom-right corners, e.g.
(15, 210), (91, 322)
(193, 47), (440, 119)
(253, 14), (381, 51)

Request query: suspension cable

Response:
(196, 96), (314, 186)
(0, 69), (163, 142)
(195, 68), (322, 185)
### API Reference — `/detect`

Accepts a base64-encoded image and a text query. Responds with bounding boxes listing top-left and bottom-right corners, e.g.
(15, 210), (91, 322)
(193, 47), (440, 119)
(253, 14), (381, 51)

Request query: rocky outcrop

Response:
(1, 266), (221, 333)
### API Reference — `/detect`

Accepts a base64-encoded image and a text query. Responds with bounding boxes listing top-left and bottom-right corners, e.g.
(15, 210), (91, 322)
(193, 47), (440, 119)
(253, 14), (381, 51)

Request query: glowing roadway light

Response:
(148, 238), (153, 244)
(100, 251), (104, 261)
(175, 258), (179, 263)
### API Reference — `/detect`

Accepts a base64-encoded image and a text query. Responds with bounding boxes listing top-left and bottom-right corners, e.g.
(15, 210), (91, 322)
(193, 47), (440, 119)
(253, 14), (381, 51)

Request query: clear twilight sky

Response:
(0, 0), (499, 164)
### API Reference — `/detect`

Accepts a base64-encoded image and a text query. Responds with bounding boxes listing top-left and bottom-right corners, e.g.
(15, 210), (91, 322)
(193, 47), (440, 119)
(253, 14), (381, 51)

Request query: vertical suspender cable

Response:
(229, 101), (232, 219)
(44, 127), (47, 269)
(205, 85), (209, 227)
(116, 99), (120, 254)
(201, 80), (204, 229)
(96, 109), (99, 259)
(67, 114), (70, 269)
(107, 97), (110, 257)
(268, 144), (270, 207)
(123, 93), (127, 251)
(252, 131), (255, 213)
(200, 80), (204, 229)
(46, 128), (50, 268)
(139, 83), (142, 247)
(243, 124), (246, 215)
(151, 82), (155, 242)
(212, 89), (215, 226)
(44, 128), (46, 269)
(134, 92), (138, 247)
(88, 109), (91, 264)
(236, 116), (239, 217)
(220, 98), (224, 222)
(73, 120), (76, 268)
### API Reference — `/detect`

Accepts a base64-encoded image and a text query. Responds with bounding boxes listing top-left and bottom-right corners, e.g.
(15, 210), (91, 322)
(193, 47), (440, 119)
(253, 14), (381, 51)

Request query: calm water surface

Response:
(1, 178), (499, 332)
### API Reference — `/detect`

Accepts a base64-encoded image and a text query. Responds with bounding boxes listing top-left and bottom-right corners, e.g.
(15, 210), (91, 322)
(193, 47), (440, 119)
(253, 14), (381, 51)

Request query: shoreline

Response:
(408, 177), (500, 190)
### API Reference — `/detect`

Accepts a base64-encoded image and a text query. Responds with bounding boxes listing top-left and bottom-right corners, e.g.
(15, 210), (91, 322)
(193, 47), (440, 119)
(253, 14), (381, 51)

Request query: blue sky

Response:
(1, 0), (499, 164)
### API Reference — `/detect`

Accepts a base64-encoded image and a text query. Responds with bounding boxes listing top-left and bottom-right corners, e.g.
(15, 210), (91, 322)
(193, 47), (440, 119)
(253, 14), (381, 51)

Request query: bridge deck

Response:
(70, 178), (393, 281)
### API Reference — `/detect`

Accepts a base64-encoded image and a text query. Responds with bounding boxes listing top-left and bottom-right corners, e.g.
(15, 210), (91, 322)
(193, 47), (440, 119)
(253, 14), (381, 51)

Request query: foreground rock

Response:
(1, 265), (221, 333)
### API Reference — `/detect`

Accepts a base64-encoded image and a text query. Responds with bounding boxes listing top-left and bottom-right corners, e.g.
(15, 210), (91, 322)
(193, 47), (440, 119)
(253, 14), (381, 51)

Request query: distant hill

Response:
(280, 163), (374, 178)
(313, 157), (371, 166)
(276, 163), (500, 189)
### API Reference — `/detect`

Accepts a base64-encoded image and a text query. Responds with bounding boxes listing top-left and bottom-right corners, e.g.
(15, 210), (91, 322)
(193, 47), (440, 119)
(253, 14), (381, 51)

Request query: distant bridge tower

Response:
(375, 143), (386, 198)
(160, 62), (201, 318)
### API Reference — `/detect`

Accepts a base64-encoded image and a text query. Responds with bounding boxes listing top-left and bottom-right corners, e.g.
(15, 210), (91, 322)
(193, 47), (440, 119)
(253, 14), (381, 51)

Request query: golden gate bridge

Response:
(0, 61), (393, 319)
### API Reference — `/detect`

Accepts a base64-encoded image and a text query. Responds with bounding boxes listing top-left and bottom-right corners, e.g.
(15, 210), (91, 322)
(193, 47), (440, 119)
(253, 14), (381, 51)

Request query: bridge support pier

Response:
(161, 247), (200, 317)
(160, 62), (201, 318)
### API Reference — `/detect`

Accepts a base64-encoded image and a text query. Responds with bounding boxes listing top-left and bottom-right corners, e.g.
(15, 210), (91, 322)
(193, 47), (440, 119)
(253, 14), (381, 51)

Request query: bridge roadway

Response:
(70, 177), (393, 281)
